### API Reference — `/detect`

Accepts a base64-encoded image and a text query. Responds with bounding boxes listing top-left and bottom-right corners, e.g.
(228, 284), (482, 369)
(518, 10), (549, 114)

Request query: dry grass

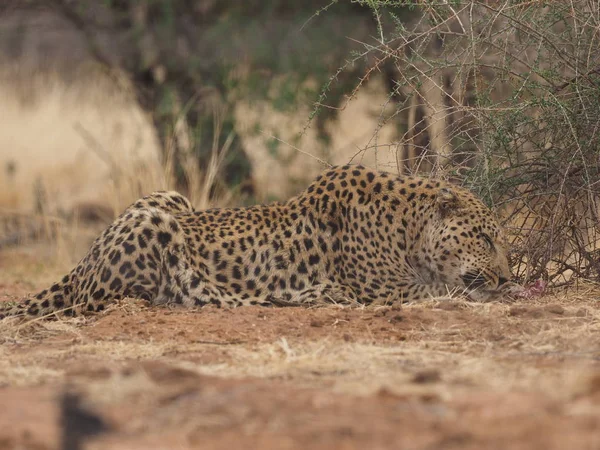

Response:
(1, 257), (599, 397)
(1, 244), (599, 448)
(0, 65), (236, 278)
(0, 66), (162, 212)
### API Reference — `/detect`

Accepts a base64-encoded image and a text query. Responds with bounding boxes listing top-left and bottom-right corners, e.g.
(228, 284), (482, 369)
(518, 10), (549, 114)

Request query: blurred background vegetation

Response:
(1, 0), (600, 286)
(1, 0), (400, 201)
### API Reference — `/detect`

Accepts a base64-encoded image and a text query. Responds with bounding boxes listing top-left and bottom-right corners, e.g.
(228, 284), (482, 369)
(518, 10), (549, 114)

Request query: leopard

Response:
(0, 165), (520, 320)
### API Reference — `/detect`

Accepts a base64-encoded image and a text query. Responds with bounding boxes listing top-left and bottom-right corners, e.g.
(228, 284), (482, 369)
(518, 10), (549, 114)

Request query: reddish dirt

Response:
(1, 262), (600, 449)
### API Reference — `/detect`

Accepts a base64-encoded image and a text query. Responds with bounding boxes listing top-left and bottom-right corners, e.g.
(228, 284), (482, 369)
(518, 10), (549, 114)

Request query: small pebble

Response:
(412, 369), (441, 384)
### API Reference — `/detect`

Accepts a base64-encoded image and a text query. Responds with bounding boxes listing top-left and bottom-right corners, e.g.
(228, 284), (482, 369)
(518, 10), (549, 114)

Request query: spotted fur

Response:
(0, 165), (516, 319)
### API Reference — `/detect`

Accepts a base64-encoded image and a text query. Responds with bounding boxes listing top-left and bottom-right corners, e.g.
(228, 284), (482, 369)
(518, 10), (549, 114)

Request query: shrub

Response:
(314, 0), (600, 284)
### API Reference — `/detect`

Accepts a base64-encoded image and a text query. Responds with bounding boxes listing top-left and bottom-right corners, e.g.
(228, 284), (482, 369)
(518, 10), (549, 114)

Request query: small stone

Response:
(509, 306), (528, 316)
(374, 307), (390, 317)
(389, 314), (403, 323)
(412, 369), (441, 384)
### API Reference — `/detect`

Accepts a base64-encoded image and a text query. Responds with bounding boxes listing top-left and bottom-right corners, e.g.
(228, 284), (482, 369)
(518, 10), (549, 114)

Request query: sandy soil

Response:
(1, 245), (599, 450)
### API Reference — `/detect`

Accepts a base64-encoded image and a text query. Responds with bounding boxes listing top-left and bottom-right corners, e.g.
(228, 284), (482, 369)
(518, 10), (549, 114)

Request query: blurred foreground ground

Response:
(1, 239), (599, 450)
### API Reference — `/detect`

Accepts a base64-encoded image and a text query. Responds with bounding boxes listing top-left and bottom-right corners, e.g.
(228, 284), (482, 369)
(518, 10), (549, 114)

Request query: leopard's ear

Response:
(436, 188), (459, 216)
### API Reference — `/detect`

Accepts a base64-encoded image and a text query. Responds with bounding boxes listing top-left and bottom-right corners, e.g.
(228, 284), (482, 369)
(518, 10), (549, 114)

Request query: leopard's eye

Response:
(481, 233), (494, 249)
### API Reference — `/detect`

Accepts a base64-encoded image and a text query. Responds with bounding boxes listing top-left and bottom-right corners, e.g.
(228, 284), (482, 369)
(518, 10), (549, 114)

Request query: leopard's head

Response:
(417, 186), (518, 301)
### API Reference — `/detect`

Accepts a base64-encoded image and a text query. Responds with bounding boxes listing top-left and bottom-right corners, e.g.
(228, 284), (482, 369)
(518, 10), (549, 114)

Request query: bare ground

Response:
(1, 244), (600, 450)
